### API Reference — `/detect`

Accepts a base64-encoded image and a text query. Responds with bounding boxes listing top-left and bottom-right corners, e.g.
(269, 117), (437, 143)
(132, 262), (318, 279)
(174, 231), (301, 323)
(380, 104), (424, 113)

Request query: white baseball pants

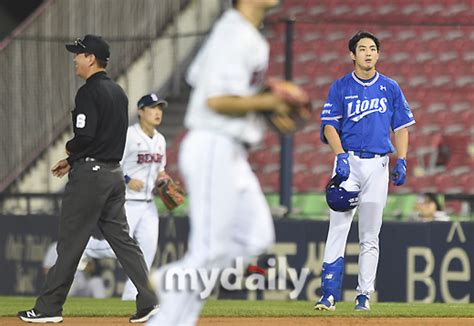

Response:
(148, 130), (275, 326)
(323, 154), (389, 297)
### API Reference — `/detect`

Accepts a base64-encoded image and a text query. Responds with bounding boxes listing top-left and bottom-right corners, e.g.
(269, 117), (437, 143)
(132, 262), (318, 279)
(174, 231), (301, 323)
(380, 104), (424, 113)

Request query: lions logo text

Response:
(347, 97), (388, 122)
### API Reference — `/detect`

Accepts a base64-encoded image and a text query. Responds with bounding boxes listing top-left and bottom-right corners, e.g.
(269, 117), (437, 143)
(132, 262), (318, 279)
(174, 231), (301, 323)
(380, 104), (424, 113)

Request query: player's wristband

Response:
(124, 175), (131, 184)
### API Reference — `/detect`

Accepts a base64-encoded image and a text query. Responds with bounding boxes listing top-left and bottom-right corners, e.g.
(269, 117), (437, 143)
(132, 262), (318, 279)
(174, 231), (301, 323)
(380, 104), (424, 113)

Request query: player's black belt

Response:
(126, 199), (153, 203)
(348, 151), (387, 159)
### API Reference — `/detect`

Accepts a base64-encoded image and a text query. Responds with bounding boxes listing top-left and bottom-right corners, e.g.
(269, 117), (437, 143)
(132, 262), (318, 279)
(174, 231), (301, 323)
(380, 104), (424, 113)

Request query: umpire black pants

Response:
(35, 160), (157, 315)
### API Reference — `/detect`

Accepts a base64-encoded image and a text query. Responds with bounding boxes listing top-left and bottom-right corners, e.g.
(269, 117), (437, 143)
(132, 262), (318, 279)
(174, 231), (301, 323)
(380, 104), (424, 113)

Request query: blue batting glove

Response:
(391, 158), (407, 186)
(335, 153), (350, 183)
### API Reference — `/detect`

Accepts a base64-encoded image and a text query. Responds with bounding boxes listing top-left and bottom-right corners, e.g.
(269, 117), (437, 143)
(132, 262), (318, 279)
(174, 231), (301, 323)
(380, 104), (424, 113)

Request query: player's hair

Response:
(348, 31), (380, 54)
(232, 0), (238, 7)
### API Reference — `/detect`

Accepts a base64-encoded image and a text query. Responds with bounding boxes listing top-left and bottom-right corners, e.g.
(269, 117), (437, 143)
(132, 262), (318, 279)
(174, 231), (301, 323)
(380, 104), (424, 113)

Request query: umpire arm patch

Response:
(76, 114), (86, 128)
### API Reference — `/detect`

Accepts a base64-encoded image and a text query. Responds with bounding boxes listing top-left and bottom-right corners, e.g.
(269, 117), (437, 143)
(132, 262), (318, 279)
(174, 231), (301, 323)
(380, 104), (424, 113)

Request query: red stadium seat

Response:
(409, 175), (438, 194)
(461, 174), (474, 194)
(435, 174), (464, 194)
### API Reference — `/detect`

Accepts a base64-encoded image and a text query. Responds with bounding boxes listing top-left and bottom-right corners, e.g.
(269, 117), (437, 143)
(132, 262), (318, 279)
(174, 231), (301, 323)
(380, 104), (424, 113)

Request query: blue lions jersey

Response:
(320, 71), (415, 154)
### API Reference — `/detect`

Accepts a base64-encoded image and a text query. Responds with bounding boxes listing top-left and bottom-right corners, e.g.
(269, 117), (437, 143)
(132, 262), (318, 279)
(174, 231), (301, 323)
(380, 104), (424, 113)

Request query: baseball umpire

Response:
(84, 93), (170, 301)
(18, 34), (158, 323)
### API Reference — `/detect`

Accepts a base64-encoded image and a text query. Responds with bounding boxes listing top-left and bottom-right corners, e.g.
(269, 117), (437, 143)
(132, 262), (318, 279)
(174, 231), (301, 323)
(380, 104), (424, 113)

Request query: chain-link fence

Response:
(0, 0), (200, 192)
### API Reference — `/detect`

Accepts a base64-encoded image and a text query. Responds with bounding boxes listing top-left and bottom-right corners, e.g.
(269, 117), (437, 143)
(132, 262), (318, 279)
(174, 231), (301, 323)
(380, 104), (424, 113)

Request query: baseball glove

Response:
(263, 78), (313, 134)
(153, 178), (185, 210)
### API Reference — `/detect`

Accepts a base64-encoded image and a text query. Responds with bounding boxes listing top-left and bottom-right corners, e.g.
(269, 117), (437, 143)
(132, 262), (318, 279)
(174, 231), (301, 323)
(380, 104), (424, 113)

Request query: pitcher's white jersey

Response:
(185, 9), (269, 144)
(122, 123), (166, 200)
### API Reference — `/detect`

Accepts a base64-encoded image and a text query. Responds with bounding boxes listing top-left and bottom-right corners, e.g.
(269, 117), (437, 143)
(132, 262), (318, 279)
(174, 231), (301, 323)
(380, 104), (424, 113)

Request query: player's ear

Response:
(350, 51), (356, 61)
(137, 108), (144, 119)
(86, 54), (96, 68)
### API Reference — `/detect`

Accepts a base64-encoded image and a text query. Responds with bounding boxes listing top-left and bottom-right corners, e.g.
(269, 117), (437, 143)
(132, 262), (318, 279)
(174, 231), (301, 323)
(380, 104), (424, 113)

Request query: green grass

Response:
(0, 297), (135, 317)
(201, 300), (474, 318)
(1, 296), (474, 318)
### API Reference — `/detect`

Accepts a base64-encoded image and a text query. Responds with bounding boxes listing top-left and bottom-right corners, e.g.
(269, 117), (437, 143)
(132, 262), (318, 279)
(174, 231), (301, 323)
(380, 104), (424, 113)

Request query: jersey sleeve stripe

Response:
(321, 116), (343, 121)
(393, 120), (416, 132)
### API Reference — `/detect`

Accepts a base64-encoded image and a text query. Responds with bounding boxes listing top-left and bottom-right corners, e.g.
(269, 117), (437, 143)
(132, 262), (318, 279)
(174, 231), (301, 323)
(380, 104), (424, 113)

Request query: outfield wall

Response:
(0, 216), (472, 303)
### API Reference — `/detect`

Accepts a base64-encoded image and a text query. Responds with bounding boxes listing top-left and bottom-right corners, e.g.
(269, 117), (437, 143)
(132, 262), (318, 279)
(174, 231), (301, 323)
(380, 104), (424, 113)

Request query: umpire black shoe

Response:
(129, 305), (159, 323)
(18, 308), (63, 323)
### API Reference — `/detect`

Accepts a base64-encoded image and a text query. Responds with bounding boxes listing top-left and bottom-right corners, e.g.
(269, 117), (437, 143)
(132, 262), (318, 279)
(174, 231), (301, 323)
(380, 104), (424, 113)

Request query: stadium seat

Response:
(435, 174), (464, 194)
(461, 174), (474, 194)
(409, 175), (438, 194)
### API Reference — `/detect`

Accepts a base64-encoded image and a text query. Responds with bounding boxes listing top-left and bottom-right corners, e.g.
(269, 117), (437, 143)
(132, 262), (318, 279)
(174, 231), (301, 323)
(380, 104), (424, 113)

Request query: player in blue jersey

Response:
(314, 31), (415, 311)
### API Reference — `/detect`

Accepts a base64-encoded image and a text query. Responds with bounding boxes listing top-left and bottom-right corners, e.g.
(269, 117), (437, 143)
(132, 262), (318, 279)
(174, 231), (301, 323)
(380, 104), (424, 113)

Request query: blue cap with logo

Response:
(137, 93), (168, 109)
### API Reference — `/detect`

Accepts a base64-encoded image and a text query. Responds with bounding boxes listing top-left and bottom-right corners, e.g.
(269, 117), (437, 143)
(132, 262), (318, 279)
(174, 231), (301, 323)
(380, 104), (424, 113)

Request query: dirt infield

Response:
(2, 317), (474, 325)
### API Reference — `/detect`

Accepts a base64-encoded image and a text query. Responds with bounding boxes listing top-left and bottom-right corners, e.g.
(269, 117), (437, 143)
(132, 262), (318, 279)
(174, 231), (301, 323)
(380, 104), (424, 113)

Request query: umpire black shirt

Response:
(66, 71), (128, 165)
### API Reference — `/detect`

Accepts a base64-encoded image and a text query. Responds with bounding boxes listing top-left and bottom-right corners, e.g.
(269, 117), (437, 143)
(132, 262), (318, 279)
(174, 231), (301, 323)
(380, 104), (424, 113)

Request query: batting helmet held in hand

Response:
(325, 176), (360, 212)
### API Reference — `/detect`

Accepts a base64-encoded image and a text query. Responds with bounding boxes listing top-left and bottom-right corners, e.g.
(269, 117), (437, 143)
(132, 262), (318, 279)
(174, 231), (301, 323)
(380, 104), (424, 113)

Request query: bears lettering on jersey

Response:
(347, 97), (388, 122)
(137, 153), (163, 164)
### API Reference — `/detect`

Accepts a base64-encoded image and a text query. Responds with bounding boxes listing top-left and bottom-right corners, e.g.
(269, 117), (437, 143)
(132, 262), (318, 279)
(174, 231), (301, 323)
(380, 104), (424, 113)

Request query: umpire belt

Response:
(83, 157), (119, 164)
(348, 151), (386, 159)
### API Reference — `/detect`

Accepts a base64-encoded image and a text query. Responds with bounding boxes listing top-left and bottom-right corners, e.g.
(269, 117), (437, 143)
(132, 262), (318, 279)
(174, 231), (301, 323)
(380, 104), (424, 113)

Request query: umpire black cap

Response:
(137, 93), (168, 109)
(65, 34), (110, 62)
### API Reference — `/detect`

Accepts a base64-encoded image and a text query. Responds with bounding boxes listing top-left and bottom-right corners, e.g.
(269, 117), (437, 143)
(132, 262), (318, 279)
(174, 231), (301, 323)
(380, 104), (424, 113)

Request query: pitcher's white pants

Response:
(323, 154), (389, 297)
(148, 130), (275, 326)
(84, 200), (159, 300)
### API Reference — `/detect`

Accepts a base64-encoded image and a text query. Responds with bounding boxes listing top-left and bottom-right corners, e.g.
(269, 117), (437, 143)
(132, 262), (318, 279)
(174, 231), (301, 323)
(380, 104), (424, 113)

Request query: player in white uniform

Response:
(148, 1), (290, 325)
(314, 32), (415, 311)
(84, 93), (168, 300)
